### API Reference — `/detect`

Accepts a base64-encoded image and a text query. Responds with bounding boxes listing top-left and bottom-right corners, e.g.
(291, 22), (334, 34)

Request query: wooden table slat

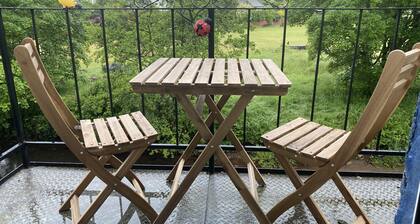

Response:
(239, 59), (258, 86)
(178, 58), (203, 85)
(130, 58), (168, 84)
(210, 58), (226, 86)
(162, 58), (192, 85)
(262, 59), (292, 86)
(227, 59), (241, 86)
(251, 59), (276, 86)
(145, 58), (180, 84)
(194, 58), (215, 85)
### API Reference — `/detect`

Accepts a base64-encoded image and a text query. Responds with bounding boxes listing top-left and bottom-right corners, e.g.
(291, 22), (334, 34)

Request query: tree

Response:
(288, 0), (420, 94)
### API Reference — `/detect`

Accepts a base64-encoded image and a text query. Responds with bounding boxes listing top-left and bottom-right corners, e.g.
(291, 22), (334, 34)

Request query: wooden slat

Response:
(194, 58), (214, 85)
(93, 118), (115, 147)
(80, 120), (99, 148)
(106, 117), (130, 144)
(70, 195), (81, 223)
(287, 126), (333, 151)
(262, 59), (292, 86)
(130, 58), (169, 84)
(399, 64), (416, 81)
(170, 158), (184, 197)
(247, 163), (258, 200)
(316, 132), (350, 160)
(145, 58), (180, 84)
(300, 129), (347, 157)
(211, 58), (226, 86)
(119, 114), (144, 141)
(162, 58), (192, 85)
(262, 117), (308, 142)
(239, 59), (258, 86)
(131, 111), (158, 137)
(405, 48), (420, 64)
(178, 58), (202, 85)
(251, 59), (275, 86)
(227, 59), (241, 86)
(354, 216), (366, 224)
(273, 122), (321, 146)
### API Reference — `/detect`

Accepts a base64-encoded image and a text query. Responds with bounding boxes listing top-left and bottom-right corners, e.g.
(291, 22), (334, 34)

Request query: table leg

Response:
(204, 96), (265, 186)
(166, 95), (230, 181)
(155, 94), (269, 224)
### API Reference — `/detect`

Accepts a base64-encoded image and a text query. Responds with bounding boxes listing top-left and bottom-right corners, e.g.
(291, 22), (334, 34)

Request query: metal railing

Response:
(1, 6), (418, 183)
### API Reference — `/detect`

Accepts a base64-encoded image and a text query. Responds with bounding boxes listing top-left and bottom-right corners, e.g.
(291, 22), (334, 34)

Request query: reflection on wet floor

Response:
(0, 166), (401, 223)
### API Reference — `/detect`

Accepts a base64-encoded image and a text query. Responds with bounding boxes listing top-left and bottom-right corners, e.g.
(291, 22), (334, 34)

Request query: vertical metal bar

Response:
(376, 8), (401, 150)
(0, 9), (28, 166)
(134, 9), (146, 114)
(30, 9), (40, 53)
(343, 9), (363, 130)
(65, 9), (82, 119)
(100, 9), (114, 116)
(208, 8), (215, 174)
(243, 9), (251, 143)
(171, 9), (179, 145)
(277, 8), (288, 126)
(245, 9), (251, 58)
(310, 9), (325, 121)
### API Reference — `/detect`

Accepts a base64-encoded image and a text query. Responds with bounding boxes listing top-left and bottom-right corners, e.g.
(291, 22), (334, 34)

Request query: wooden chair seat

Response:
(262, 117), (351, 166)
(80, 111), (158, 156)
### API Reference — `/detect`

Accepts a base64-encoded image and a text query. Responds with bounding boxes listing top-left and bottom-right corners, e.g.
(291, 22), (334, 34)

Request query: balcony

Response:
(0, 4), (419, 224)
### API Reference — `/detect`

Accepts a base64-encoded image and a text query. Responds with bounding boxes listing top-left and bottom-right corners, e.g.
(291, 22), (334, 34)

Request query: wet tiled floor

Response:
(0, 166), (400, 223)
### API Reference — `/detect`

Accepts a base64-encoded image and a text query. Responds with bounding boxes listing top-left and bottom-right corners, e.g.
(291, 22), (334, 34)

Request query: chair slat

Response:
(93, 118), (115, 147)
(194, 58), (215, 85)
(239, 59), (258, 86)
(227, 59), (241, 86)
(131, 111), (158, 137)
(405, 48), (420, 64)
(262, 59), (292, 86)
(145, 58), (180, 84)
(106, 117), (130, 144)
(300, 129), (347, 157)
(211, 58), (226, 86)
(274, 122), (321, 146)
(399, 64), (416, 81)
(162, 58), (192, 85)
(178, 58), (202, 85)
(80, 120), (99, 148)
(119, 114), (144, 141)
(262, 117), (308, 142)
(316, 132), (351, 160)
(288, 126), (333, 151)
(130, 58), (168, 84)
(251, 59), (275, 86)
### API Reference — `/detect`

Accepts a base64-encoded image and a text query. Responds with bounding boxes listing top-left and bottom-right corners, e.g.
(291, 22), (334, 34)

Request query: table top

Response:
(130, 58), (291, 95)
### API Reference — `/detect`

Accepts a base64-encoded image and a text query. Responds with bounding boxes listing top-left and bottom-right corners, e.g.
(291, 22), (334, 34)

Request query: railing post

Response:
(208, 8), (215, 174)
(65, 9), (83, 119)
(277, 8), (288, 127)
(310, 9), (325, 121)
(171, 9), (180, 146)
(0, 9), (28, 167)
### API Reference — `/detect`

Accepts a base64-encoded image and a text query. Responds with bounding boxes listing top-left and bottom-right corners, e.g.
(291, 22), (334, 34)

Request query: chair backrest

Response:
(334, 43), (420, 164)
(14, 38), (83, 153)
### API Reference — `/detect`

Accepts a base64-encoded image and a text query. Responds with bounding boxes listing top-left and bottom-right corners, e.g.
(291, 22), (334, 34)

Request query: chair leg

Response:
(76, 148), (151, 224)
(274, 153), (329, 224)
(60, 155), (111, 212)
(332, 173), (372, 224)
(108, 155), (145, 191)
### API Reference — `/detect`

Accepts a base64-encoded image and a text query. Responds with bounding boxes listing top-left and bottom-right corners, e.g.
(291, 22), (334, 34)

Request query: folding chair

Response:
(262, 43), (420, 223)
(14, 38), (158, 224)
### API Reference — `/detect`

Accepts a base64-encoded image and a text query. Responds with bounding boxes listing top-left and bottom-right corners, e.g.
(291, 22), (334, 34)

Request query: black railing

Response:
(1, 6), (418, 183)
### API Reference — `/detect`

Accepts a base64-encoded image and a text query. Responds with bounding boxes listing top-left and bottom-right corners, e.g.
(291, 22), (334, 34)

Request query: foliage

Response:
(289, 0), (420, 94)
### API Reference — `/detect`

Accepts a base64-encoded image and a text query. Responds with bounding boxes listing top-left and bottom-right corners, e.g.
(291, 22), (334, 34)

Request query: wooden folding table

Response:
(130, 58), (291, 224)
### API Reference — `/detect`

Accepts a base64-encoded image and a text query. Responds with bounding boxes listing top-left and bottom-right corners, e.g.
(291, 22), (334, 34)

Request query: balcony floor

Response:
(0, 166), (400, 223)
